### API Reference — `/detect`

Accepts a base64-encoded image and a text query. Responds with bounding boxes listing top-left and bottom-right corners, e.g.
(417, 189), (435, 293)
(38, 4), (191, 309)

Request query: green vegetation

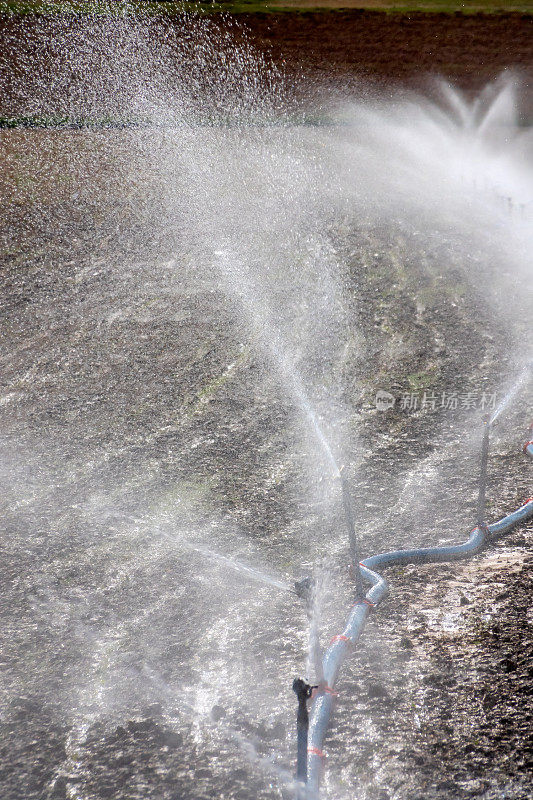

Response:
(0, 114), (148, 128)
(1, 0), (533, 16)
(178, 348), (249, 421)
(0, 112), (349, 128)
(407, 367), (440, 391)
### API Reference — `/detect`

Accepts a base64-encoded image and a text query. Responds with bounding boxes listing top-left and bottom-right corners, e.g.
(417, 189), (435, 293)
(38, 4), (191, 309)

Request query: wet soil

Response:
(1, 134), (531, 798)
(328, 523), (533, 800)
(0, 11), (532, 800)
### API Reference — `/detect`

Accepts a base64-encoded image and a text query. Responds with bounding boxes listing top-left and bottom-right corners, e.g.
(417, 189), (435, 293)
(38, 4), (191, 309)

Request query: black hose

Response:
(292, 678), (315, 783)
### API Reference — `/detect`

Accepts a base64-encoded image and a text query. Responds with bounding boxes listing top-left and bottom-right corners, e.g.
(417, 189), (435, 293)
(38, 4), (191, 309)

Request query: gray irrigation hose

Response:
(305, 422), (533, 797)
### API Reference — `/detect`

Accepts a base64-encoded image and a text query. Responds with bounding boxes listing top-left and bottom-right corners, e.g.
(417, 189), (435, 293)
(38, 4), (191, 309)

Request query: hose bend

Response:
(306, 429), (533, 797)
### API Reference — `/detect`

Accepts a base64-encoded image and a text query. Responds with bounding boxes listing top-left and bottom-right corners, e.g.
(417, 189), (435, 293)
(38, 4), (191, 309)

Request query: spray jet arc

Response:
(295, 410), (533, 797)
(338, 466), (365, 599)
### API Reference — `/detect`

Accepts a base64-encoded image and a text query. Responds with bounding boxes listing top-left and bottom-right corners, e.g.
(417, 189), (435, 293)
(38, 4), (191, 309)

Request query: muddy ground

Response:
(0, 10), (532, 800)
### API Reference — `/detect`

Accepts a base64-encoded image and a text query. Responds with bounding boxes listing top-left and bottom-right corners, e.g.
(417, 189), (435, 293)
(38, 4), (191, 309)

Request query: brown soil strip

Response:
(238, 11), (533, 95)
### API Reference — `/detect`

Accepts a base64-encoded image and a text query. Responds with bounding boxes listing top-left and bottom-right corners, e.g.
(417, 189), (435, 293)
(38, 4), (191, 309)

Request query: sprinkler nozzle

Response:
(293, 678), (317, 784)
(295, 576), (313, 601)
(292, 678), (316, 702)
(482, 412), (493, 429)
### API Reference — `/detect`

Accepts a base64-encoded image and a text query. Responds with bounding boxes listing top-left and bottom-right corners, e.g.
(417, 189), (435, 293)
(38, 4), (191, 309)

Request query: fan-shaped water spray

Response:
(1, 4), (532, 800)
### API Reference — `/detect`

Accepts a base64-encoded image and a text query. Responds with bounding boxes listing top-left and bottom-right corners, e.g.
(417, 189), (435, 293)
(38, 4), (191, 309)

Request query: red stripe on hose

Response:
(308, 747), (327, 758)
(329, 634), (351, 646)
(523, 441), (533, 453)
(353, 598), (376, 608)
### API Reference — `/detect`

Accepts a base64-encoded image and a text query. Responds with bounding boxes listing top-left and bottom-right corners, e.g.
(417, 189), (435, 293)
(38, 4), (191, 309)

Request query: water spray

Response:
(3, 13), (533, 795)
(477, 415), (491, 530)
(298, 394), (533, 797)
(524, 421), (533, 459)
(338, 467), (365, 599)
(489, 359), (533, 425)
